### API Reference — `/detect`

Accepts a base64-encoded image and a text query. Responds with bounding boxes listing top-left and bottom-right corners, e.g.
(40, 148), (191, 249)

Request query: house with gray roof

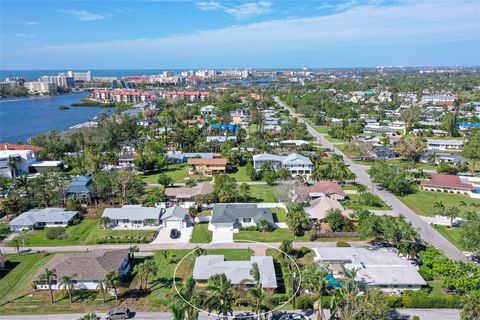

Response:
(9, 208), (79, 232)
(210, 204), (274, 230)
(34, 249), (130, 291)
(193, 255), (277, 289)
(167, 151), (217, 163)
(161, 205), (188, 229)
(102, 205), (162, 228)
(252, 152), (313, 178)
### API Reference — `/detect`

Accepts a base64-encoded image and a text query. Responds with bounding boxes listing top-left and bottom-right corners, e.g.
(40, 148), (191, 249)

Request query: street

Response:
(273, 96), (470, 263)
(0, 309), (461, 320)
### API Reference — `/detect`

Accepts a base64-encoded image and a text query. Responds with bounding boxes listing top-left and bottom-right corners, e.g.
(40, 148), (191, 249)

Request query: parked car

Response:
(170, 228), (180, 239)
(105, 307), (130, 320)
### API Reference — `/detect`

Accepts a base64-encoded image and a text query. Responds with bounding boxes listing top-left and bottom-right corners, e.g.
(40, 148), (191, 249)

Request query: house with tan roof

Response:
(165, 182), (214, 204)
(187, 158), (228, 176)
(34, 250), (131, 290)
(307, 181), (346, 201)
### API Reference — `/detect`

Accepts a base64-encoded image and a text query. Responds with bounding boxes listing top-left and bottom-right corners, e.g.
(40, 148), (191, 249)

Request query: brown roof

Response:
(187, 158), (228, 166)
(307, 181), (346, 196)
(34, 250), (128, 281)
(1, 143), (44, 153)
(166, 182), (214, 198)
(421, 174), (473, 191)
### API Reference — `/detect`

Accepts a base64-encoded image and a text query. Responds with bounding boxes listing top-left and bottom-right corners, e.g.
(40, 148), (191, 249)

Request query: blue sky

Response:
(0, 0), (479, 69)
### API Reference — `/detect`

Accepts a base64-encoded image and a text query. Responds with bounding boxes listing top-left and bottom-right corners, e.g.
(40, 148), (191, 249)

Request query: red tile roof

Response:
(420, 173), (473, 191)
(1, 143), (44, 153)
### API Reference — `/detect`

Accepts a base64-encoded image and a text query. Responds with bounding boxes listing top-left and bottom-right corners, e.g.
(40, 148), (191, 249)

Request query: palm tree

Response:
(39, 268), (57, 303)
(96, 279), (108, 303)
(99, 216), (111, 229)
(174, 276), (200, 320)
(171, 303), (185, 320)
(433, 201), (445, 215)
(7, 157), (17, 178)
(459, 201), (468, 212)
(279, 240), (294, 257)
(105, 271), (120, 300)
(10, 238), (20, 255)
(129, 245), (139, 260)
(443, 206), (460, 228)
(357, 184), (368, 195)
(59, 274), (77, 303)
(133, 263), (147, 290)
(205, 273), (234, 320)
(303, 263), (330, 320)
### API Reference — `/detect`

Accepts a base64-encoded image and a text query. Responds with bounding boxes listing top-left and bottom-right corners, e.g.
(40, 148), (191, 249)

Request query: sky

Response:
(0, 0), (479, 69)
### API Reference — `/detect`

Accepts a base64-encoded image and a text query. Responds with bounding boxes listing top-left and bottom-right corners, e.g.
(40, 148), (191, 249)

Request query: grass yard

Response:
(343, 194), (391, 210)
(0, 253), (53, 305)
(190, 222), (212, 243)
(248, 184), (278, 202)
(433, 225), (466, 250)
(399, 187), (480, 217)
(142, 163), (196, 184)
(8, 219), (98, 247)
(227, 165), (251, 182)
(8, 219), (155, 246)
(272, 208), (288, 223)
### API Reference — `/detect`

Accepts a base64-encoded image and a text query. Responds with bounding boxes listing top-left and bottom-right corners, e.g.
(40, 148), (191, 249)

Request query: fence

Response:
(315, 231), (358, 238)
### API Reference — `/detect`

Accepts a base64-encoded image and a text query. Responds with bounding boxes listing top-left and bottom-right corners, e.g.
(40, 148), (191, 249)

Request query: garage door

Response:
(165, 220), (182, 229)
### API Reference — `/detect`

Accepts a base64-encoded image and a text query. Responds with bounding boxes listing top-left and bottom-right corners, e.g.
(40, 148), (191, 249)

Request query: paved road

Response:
(274, 96), (469, 263)
(0, 309), (461, 320)
(0, 241), (371, 254)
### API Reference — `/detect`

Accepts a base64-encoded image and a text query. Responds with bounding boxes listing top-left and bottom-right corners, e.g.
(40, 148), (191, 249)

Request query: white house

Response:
(252, 153), (313, 178)
(426, 139), (464, 151)
(200, 105), (216, 115)
(0, 149), (36, 177)
(9, 208), (78, 232)
(102, 205), (162, 228)
(161, 205), (188, 229)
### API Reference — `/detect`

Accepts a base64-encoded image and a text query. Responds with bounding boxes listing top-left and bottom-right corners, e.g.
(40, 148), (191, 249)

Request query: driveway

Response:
(211, 228), (233, 243)
(151, 227), (192, 244)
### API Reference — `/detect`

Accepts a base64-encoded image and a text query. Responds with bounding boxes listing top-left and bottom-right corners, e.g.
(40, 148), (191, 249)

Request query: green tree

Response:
(442, 206), (460, 228)
(157, 173), (173, 187)
(39, 268), (57, 303)
(10, 238), (20, 255)
(129, 245), (139, 260)
(461, 212), (480, 255)
(441, 113), (459, 137)
(461, 291), (480, 320)
(105, 271), (120, 300)
(77, 313), (100, 320)
(462, 128), (480, 173)
(205, 273), (234, 319)
(301, 262), (329, 320)
(239, 183), (250, 201)
(59, 274), (77, 303)
(286, 209), (310, 236)
(96, 279), (108, 303)
(7, 157), (18, 178)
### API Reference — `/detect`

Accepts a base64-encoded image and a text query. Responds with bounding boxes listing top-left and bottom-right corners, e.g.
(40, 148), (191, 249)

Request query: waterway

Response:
(0, 92), (105, 143)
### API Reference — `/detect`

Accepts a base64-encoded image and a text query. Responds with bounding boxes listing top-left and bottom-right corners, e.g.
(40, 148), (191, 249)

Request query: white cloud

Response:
(9, 1), (480, 68)
(60, 9), (105, 21)
(317, 3), (334, 10)
(335, 0), (358, 12)
(24, 21), (39, 26)
(196, 1), (272, 18)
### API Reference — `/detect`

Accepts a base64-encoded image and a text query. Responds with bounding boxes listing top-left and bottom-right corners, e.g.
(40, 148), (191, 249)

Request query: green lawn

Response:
(272, 208), (288, 222)
(9, 219), (155, 246)
(0, 253), (53, 305)
(343, 194), (391, 210)
(399, 187), (480, 217)
(190, 222), (212, 243)
(248, 184), (278, 202)
(142, 163), (195, 184)
(227, 165), (251, 182)
(433, 225), (466, 250)
(9, 219), (98, 246)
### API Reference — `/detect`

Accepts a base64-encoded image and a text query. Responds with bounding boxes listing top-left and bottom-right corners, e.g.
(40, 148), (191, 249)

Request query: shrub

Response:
(336, 241), (351, 247)
(295, 295), (315, 309)
(412, 316), (420, 320)
(45, 228), (67, 240)
(308, 230), (319, 241)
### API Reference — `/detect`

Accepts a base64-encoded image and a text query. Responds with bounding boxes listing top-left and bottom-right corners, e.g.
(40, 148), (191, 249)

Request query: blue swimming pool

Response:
(326, 274), (343, 288)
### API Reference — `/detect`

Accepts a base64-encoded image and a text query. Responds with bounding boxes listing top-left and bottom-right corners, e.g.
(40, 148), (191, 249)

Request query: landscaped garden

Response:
(343, 193), (390, 211)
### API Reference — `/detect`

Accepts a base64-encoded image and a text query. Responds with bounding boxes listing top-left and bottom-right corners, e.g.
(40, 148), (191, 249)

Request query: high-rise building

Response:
(72, 71), (92, 82)
(24, 82), (58, 94)
(38, 73), (74, 88)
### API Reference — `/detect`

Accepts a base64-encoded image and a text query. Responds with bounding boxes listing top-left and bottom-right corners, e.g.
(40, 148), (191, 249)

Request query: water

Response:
(0, 92), (105, 143)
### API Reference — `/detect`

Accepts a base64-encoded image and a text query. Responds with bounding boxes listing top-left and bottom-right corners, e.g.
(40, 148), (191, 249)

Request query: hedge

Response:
(385, 295), (463, 309)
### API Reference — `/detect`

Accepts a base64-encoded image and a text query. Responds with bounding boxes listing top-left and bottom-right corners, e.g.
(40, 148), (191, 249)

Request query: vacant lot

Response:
(190, 222), (212, 243)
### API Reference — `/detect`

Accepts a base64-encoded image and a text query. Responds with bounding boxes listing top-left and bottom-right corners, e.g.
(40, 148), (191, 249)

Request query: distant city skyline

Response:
(1, 0), (479, 69)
